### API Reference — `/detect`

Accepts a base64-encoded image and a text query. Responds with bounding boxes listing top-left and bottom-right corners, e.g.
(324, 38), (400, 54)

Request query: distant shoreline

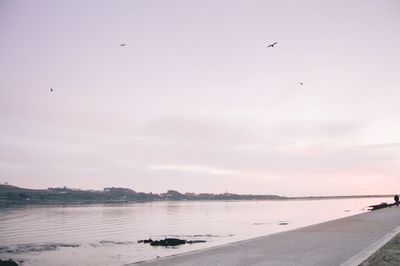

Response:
(0, 183), (393, 206)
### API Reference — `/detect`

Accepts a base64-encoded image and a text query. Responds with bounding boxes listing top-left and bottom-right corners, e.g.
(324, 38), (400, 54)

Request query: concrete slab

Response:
(130, 207), (400, 266)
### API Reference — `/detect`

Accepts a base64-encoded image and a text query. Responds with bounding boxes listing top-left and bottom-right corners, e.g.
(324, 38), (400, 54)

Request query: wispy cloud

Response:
(148, 164), (266, 178)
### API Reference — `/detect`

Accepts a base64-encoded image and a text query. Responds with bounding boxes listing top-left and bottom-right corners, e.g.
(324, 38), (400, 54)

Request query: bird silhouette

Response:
(50, 88), (53, 92)
(299, 83), (303, 85)
(120, 43), (126, 46)
(267, 42), (278, 48)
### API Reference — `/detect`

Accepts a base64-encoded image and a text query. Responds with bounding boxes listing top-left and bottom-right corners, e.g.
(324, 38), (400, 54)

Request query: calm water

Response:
(0, 198), (391, 265)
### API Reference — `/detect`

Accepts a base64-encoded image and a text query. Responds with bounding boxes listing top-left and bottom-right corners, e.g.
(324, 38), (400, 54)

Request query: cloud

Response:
(147, 164), (268, 179)
(138, 114), (252, 148)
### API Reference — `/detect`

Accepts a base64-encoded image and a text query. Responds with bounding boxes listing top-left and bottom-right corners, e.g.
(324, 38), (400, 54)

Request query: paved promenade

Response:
(134, 207), (400, 266)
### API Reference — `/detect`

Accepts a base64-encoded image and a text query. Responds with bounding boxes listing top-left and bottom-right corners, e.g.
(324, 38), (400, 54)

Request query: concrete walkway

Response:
(134, 207), (400, 266)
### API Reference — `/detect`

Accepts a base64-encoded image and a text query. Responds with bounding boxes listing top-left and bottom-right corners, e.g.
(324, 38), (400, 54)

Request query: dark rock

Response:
(138, 238), (153, 244)
(140, 237), (206, 246)
(186, 240), (206, 244)
(369, 202), (391, 211)
(99, 240), (134, 245)
(0, 259), (19, 266)
(2, 243), (80, 254)
(150, 238), (186, 246)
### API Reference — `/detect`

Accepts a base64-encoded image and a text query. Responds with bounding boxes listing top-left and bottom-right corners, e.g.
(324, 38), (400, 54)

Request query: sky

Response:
(0, 0), (400, 196)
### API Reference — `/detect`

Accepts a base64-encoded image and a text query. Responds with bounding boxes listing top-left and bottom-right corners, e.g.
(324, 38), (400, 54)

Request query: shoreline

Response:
(131, 207), (400, 266)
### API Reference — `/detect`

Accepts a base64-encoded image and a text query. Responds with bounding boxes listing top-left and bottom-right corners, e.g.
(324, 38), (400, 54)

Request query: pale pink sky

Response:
(1, 0), (399, 196)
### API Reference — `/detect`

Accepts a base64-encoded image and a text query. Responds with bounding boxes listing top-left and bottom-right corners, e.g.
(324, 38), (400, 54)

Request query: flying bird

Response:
(299, 83), (303, 85)
(267, 42), (278, 48)
(50, 88), (53, 92)
(120, 43), (126, 46)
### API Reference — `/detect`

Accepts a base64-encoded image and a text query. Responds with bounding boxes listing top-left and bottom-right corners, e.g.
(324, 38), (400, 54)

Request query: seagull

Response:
(120, 43), (126, 46)
(267, 42), (278, 48)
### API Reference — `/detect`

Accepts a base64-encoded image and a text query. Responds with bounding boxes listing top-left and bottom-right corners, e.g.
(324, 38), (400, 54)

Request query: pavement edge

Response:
(341, 224), (400, 266)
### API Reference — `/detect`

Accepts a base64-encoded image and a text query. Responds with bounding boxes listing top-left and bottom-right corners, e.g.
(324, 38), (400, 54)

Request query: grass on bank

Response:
(360, 232), (400, 266)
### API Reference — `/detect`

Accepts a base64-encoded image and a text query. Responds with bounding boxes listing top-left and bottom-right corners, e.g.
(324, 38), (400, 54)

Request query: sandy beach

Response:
(133, 207), (400, 266)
